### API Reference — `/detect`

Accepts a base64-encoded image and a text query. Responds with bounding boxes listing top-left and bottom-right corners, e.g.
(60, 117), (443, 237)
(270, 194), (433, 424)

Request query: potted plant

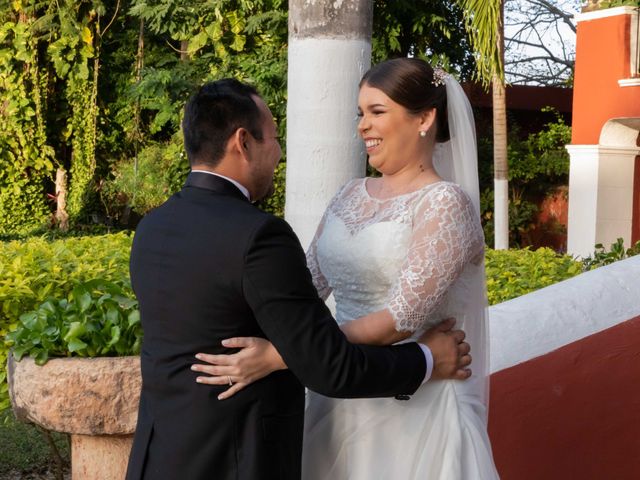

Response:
(6, 280), (142, 480)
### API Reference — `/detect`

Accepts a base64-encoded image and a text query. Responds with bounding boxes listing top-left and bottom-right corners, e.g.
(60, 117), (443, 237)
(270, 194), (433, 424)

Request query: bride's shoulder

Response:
(426, 181), (468, 201)
(333, 178), (365, 201)
(417, 181), (474, 211)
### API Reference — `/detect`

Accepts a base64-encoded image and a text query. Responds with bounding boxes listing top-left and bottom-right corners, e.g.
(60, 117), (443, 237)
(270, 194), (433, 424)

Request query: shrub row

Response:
(1, 234), (613, 415)
(485, 247), (582, 305)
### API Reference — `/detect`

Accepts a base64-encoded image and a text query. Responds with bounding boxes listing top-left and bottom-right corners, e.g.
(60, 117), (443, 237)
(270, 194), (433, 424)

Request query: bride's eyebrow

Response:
(361, 103), (388, 111)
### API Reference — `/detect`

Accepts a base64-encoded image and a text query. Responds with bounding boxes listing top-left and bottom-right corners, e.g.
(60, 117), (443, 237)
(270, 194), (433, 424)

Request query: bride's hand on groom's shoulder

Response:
(418, 318), (472, 381)
(191, 337), (287, 400)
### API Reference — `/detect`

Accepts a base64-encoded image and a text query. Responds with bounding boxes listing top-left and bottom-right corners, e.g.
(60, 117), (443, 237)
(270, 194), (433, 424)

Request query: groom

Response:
(125, 79), (471, 480)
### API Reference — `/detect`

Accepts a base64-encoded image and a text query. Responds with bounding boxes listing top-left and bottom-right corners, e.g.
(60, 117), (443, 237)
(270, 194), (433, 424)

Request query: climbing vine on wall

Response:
(0, 0), (103, 234)
(48, 0), (100, 223)
(0, 7), (55, 234)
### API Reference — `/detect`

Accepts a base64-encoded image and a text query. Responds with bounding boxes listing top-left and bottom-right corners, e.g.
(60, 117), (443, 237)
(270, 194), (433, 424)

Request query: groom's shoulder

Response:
(250, 209), (299, 241)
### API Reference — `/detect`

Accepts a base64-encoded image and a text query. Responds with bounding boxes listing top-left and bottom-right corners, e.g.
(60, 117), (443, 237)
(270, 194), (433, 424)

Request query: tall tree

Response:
(493, 7), (509, 250)
(372, 0), (476, 78)
(505, 0), (578, 86)
(455, 0), (508, 248)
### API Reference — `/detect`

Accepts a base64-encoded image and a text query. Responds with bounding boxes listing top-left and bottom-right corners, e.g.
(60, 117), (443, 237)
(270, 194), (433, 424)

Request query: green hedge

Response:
(485, 247), (582, 305)
(0, 234), (590, 415)
(0, 232), (133, 413)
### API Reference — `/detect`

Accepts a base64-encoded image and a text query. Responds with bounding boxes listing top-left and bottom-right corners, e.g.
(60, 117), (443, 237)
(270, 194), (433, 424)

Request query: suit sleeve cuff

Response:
(418, 344), (434, 384)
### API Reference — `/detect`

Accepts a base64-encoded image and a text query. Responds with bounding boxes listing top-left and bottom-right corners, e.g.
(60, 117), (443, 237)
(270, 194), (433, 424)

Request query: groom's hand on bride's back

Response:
(418, 318), (472, 381)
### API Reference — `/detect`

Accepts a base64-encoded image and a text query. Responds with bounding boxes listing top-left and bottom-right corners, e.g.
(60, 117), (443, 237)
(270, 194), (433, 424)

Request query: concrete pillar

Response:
(286, 0), (372, 248)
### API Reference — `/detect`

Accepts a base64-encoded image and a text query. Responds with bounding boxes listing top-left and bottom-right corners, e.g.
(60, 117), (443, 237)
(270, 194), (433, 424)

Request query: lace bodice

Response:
(306, 178), (484, 332)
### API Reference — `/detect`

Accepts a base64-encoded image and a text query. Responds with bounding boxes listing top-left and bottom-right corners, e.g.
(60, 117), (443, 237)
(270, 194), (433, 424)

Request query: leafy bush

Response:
(479, 109), (572, 248)
(581, 238), (640, 271)
(6, 280), (141, 365)
(255, 162), (286, 217)
(102, 136), (189, 219)
(508, 108), (571, 186)
(0, 232), (133, 413)
(105, 144), (286, 219)
(485, 247), (582, 305)
(480, 188), (539, 248)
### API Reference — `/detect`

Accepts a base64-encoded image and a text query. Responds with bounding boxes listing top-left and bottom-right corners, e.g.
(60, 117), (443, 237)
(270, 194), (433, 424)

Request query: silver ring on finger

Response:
(227, 376), (233, 386)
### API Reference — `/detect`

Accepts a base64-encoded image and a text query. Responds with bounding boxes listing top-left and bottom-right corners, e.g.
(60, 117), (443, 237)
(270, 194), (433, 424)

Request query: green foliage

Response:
(485, 247), (582, 305)
(49, 0), (101, 222)
(0, 9), (56, 234)
(597, 0), (640, 8)
(0, 231), (133, 413)
(480, 188), (539, 248)
(372, 0), (476, 79)
(255, 161), (286, 217)
(1, 0), (483, 230)
(508, 108), (571, 185)
(581, 238), (640, 271)
(103, 136), (188, 217)
(479, 109), (572, 247)
(98, 0), (288, 218)
(6, 280), (141, 364)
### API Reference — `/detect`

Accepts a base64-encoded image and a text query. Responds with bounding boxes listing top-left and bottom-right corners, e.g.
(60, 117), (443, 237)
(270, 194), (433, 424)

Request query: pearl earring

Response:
(419, 131), (427, 138)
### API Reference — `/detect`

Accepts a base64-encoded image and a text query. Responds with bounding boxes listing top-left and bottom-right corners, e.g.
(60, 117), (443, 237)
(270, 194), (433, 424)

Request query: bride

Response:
(194, 58), (498, 479)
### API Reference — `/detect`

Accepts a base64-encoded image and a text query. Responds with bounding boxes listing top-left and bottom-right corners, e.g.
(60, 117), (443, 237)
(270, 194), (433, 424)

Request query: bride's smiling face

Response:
(357, 83), (433, 175)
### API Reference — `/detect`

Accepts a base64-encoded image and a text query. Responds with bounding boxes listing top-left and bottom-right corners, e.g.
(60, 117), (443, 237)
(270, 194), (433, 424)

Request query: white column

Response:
(285, 39), (370, 248)
(285, 0), (372, 249)
(567, 144), (638, 257)
(566, 145), (600, 257)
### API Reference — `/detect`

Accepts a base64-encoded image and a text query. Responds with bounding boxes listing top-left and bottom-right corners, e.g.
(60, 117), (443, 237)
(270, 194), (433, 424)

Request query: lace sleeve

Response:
(306, 212), (332, 301)
(305, 181), (355, 300)
(387, 183), (484, 332)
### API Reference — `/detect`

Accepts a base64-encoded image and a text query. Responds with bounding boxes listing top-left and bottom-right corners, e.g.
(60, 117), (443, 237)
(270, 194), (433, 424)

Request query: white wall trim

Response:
(618, 78), (640, 87)
(489, 255), (640, 373)
(567, 145), (640, 154)
(575, 6), (638, 23)
(599, 118), (640, 148)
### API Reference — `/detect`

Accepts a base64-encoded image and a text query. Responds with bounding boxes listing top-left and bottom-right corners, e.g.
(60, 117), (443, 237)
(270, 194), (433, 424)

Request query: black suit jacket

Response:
(125, 172), (426, 480)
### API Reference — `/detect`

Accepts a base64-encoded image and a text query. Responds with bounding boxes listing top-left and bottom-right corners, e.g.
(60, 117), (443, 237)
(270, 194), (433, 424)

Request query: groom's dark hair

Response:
(182, 78), (264, 167)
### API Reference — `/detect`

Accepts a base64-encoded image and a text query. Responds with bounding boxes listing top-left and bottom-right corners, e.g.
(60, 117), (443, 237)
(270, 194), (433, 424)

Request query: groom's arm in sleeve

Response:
(242, 215), (426, 398)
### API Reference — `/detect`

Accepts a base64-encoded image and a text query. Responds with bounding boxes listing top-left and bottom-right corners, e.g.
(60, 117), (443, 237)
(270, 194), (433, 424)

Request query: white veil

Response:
(432, 77), (481, 216)
(433, 75), (491, 415)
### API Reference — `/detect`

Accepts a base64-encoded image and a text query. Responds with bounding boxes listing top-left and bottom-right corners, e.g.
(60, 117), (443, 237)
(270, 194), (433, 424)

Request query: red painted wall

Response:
(572, 13), (640, 145)
(488, 316), (640, 480)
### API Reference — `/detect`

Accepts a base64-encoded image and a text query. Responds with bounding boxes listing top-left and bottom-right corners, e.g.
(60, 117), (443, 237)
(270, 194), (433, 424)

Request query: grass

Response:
(0, 412), (69, 477)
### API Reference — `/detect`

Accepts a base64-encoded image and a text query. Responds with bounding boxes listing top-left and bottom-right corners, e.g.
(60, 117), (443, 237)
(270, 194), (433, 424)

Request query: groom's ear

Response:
(231, 128), (250, 158)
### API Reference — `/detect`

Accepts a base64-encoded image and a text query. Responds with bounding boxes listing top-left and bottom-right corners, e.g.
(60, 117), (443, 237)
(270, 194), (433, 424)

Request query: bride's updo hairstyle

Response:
(360, 58), (450, 143)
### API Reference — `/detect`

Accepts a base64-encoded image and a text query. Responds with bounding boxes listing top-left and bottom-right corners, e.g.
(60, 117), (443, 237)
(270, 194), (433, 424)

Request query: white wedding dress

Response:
(302, 177), (499, 480)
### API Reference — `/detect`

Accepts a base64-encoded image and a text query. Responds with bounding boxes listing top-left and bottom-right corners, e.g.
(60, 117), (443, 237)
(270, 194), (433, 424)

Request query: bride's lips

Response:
(364, 138), (382, 153)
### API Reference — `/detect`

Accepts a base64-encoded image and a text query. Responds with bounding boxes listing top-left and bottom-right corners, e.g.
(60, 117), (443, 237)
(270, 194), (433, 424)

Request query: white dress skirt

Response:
(302, 179), (499, 480)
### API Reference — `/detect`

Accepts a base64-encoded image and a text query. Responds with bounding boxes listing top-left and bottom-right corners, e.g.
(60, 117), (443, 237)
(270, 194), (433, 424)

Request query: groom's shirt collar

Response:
(191, 170), (251, 201)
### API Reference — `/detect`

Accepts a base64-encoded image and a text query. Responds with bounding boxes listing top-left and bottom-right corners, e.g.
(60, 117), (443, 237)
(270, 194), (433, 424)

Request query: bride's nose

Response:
(358, 115), (369, 136)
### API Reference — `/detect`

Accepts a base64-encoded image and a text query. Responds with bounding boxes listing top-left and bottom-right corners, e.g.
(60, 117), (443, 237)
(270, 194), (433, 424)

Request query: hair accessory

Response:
(432, 67), (449, 87)
(419, 131), (427, 138)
